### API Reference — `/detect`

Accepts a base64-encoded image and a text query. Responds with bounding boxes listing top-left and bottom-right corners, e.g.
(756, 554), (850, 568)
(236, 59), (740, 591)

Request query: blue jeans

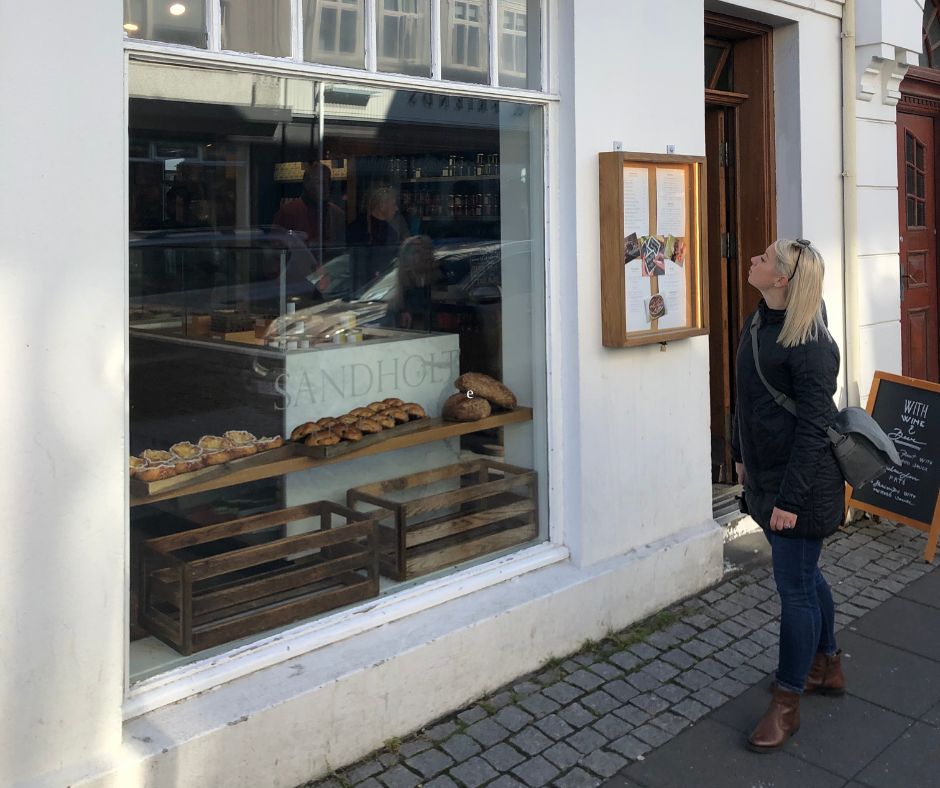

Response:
(764, 531), (837, 694)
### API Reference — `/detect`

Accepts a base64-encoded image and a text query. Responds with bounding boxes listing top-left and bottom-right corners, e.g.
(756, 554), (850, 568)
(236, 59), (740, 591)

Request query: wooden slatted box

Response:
(347, 460), (538, 581)
(139, 501), (379, 655)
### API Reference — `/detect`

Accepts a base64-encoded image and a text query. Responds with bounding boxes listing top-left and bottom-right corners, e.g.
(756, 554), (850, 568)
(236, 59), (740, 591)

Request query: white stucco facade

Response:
(0, 1), (923, 786)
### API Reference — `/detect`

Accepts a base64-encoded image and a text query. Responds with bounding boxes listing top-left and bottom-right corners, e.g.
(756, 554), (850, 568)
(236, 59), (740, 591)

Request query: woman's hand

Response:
(770, 506), (798, 531)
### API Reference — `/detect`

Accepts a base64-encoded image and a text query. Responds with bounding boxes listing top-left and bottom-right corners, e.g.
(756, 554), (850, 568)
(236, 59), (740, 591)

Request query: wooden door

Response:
(706, 108), (733, 481)
(897, 112), (940, 382)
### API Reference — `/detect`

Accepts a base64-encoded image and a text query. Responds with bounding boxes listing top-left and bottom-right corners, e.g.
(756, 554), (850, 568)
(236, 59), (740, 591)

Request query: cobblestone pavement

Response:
(301, 519), (938, 788)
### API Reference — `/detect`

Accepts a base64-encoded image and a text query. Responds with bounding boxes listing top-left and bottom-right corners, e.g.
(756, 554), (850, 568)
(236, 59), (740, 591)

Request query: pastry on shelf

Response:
(454, 372), (517, 410)
(198, 435), (236, 464)
(402, 403), (427, 420)
(140, 448), (174, 465)
(136, 463), (177, 482)
(169, 441), (206, 474)
(366, 401), (390, 413)
(442, 392), (491, 422)
(129, 456), (148, 478)
(334, 425), (363, 442)
(357, 417), (383, 434)
(375, 414), (396, 429)
(223, 430), (259, 458)
(290, 422), (317, 442)
(387, 408), (410, 424)
(305, 430), (340, 447)
(254, 435), (284, 451)
(382, 397), (404, 407)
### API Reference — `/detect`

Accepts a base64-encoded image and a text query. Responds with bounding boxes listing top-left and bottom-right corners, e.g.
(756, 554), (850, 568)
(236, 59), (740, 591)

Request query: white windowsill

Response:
(123, 540), (568, 720)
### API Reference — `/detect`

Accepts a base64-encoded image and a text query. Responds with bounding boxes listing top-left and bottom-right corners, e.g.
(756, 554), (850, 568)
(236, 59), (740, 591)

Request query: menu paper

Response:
(624, 259), (648, 332)
(622, 166), (650, 237)
(656, 168), (686, 237)
(655, 260), (687, 330)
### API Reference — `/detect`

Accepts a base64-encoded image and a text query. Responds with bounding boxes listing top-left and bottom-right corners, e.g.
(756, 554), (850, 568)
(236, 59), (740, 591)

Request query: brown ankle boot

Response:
(805, 650), (845, 696)
(747, 687), (800, 753)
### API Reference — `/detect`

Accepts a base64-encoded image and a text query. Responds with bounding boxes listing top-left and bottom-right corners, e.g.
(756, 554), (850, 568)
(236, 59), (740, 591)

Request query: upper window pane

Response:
(304, 0), (365, 67)
(498, 0), (539, 89)
(378, 0), (432, 77)
(442, 0), (489, 84)
(124, 0), (208, 48)
(222, 0), (291, 57)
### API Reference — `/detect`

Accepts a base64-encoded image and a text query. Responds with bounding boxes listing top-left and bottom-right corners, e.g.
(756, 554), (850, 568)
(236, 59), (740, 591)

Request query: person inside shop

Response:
(271, 161), (346, 299)
(732, 238), (845, 754)
(347, 184), (411, 295)
(393, 234), (440, 330)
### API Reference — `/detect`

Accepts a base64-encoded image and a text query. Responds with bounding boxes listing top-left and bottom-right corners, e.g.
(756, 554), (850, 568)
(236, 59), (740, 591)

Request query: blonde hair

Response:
(773, 238), (826, 348)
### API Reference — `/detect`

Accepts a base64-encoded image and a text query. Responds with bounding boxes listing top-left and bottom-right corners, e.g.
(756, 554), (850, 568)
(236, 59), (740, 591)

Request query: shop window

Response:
(304, 0), (365, 67)
(905, 130), (927, 228)
(127, 61), (546, 681)
(442, 0), (489, 84)
(378, 0), (432, 77)
(123, 0), (208, 48)
(221, 0), (291, 58)
(498, 0), (539, 89)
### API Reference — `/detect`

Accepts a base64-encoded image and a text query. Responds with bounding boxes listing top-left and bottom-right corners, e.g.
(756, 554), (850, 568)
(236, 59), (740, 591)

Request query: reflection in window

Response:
(304, 0), (364, 67)
(221, 0), (291, 57)
(379, 0), (431, 77)
(123, 0), (208, 48)
(498, 0), (540, 89)
(443, 0), (489, 84)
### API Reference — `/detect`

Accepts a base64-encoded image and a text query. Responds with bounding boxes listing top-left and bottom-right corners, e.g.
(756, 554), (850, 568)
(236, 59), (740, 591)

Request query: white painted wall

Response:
(0, 1), (126, 785)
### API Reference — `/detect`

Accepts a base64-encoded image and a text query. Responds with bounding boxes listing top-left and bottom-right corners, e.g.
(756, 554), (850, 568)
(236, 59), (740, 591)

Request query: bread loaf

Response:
(442, 392), (491, 421)
(454, 373), (516, 410)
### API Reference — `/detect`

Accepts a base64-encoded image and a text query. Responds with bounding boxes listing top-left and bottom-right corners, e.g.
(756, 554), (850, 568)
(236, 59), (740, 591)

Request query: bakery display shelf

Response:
(296, 416), (431, 459)
(129, 407), (533, 507)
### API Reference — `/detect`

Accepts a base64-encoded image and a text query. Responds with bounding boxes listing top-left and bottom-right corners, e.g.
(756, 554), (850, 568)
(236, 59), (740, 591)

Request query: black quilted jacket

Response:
(731, 300), (845, 539)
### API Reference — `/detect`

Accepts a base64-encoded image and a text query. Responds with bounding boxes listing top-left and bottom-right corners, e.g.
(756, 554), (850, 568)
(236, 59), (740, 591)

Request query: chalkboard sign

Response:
(848, 372), (940, 562)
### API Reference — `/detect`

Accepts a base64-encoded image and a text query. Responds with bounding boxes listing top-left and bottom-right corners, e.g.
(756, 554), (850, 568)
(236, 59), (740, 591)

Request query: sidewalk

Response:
(302, 519), (939, 788)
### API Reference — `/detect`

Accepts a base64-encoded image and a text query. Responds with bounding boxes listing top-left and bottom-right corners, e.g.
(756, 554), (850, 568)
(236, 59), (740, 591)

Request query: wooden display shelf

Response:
(130, 407), (533, 507)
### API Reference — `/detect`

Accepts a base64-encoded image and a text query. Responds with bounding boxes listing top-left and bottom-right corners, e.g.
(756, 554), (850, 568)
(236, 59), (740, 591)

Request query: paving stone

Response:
(552, 767), (601, 787)
(534, 713), (575, 741)
(513, 680), (542, 697)
(567, 726), (607, 754)
(712, 598), (745, 617)
(518, 693), (560, 719)
(710, 675), (748, 698)
(345, 759), (383, 783)
(580, 690), (620, 716)
(700, 590), (724, 604)
(681, 639), (716, 659)
(712, 646), (747, 668)
(749, 650), (778, 673)
(662, 621), (698, 641)
(572, 653), (596, 666)
(749, 628), (777, 647)
(511, 755), (560, 787)
(717, 618), (751, 639)
(654, 683), (689, 704)
(650, 711), (690, 736)
(542, 740), (581, 770)
(377, 752), (400, 768)
(449, 756), (498, 788)
(458, 706), (488, 725)
(646, 629), (680, 649)
(481, 742), (526, 772)
(423, 776), (459, 788)
(580, 749), (628, 778)
(543, 681), (582, 705)
(673, 698), (710, 722)
(592, 713), (633, 741)
(613, 704), (651, 727)
(355, 780), (382, 788)
(487, 776), (526, 788)
(642, 660), (679, 682)
(603, 678), (639, 703)
(660, 647), (696, 670)
(557, 702), (596, 729)
(465, 718), (511, 747)
(566, 669), (605, 692)
(509, 727), (553, 756)
(691, 686), (729, 709)
(441, 733), (482, 762)
(698, 627), (734, 648)
(631, 722), (673, 748)
(398, 738), (433, 758)
(695, 657), (729, 679)
(682, 613), (715, 630)
(486, 691), (515, 710)
(495, 705), (535, 733)
(423, 721), (458, 743)
(628, 642), (660, 661)
(404, 748), (454, 779)
(587, 661), (622, 681)
(608, 650), (641, 672)
(629, 692), (670, 715)
(626, 669), (661, 693)
(733, 638), (763, 658)
(729, 664), (765, 685)
(560, 659), (581, 674)
(675, 668), (712, 691)
(378, 764), (422, 788)
(608, 733), (652, 759)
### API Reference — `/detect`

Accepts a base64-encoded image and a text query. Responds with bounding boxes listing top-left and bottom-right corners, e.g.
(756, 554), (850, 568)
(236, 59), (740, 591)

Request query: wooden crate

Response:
(138, 501), (379, 655)
(347, 460), (538, 581)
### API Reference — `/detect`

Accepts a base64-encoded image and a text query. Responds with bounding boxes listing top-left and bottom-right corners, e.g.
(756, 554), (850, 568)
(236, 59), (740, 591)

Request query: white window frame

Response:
(499, 3), (527, 80)
(122, 0), (562, 719)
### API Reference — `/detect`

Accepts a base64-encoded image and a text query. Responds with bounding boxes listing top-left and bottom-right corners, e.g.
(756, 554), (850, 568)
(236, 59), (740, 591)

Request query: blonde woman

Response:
(731, 239), (845, 753)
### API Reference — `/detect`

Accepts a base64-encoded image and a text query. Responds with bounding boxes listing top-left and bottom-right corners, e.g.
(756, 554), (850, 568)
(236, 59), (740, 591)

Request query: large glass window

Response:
(221, 0), (291, 57)
(124, 0), (208, 48)
(378, 0), (432, 77)
(442, 0), (489, 84)
(304, 0), (365, 67)
(127, 61), (546, 680)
